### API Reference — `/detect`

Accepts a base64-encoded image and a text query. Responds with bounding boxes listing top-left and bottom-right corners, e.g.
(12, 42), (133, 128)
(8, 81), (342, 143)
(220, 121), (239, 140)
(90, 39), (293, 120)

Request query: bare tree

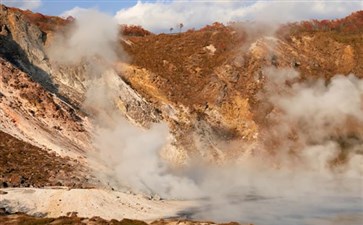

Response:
(179, 23), (184, 33)
(169, 27), (173, 33)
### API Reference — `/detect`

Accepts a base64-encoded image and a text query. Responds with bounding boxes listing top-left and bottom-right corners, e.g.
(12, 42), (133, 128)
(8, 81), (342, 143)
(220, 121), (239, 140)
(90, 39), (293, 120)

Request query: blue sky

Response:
(2, 1), (363, 33)
(2, 0), (139, 15)
(37, 0), (138, 16)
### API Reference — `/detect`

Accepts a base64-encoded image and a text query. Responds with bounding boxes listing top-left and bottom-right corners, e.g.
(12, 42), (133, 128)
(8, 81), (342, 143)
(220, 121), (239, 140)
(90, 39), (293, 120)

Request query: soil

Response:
(0, 213), (149, 225)
(0, 213), (244, 225)
(0, 131), (90, 188)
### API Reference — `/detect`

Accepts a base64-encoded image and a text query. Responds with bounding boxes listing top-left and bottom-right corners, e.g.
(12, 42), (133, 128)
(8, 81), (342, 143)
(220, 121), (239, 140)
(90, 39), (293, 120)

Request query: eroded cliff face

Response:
(0, 5), (161, 160)
(1, 4), (363, 168)
(0, 4), (86, 105)
(0, 58), (90, 155)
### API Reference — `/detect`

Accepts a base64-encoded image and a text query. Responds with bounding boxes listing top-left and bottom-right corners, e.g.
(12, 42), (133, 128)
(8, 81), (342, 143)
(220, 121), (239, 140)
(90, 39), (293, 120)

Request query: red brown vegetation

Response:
(199, 22), (228, 32)
(280, 11), (363, 34)
(22, 11), (71, 33)
(121, 24), (152, 36)
(0, 213), (149, 225)
(0, 131), (87, 188)
(122, 22), (245, 107)
(6, 6), (71, 33)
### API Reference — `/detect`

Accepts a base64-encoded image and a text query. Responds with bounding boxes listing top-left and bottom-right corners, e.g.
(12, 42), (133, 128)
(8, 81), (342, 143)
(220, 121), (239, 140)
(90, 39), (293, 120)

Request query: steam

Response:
(232, 21), (280, 51)
(48, 9), (202, 199)
(48, 9), (119, 64)
(93, 119), (203, 199)
(177, 68), (363, 224)
(260, 67), (363, 177)
(185, 67), (363, 224)
(48, 8), (362, 224)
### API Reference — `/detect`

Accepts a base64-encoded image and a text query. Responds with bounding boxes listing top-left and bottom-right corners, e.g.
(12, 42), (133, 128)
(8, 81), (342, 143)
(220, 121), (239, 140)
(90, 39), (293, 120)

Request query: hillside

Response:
(0, 4), (363, 225)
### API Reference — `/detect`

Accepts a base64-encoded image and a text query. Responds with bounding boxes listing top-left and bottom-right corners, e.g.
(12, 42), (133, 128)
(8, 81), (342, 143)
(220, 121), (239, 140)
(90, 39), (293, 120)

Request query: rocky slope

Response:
(0, 131), (91, 188)
(119, 13), (363, 164)
(0, 4), (163, 157)
(0, 4), (363, 224)
(0, 5), (91, 158)
(1, 4), (363, 171)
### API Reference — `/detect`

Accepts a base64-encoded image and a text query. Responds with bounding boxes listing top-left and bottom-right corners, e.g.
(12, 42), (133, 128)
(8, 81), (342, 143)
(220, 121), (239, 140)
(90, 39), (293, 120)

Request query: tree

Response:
(179, 23), (184, 33)
(169, 27), (173, 33)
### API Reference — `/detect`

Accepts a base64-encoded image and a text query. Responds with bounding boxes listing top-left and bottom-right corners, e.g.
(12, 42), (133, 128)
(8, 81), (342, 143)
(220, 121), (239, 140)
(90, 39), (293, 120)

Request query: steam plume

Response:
(259, 67), (363, 176)
(48, 9), (119, 64)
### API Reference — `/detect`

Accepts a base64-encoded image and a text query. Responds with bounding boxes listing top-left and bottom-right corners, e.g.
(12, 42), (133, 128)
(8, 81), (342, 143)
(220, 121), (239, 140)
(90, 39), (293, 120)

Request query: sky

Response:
(2, 0), (363, 33)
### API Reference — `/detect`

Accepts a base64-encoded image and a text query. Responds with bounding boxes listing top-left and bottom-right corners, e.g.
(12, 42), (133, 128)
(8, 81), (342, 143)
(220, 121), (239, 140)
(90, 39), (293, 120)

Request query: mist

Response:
(47, 8), (363, 225)
(260, 67), (363, 177)
(47, 8), (203, 199)
(186, 68), (363, 224)
(47, 9), (119, 65)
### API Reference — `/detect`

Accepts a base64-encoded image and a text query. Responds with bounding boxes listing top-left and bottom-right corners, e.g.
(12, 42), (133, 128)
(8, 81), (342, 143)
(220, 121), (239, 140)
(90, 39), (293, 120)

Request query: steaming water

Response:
(176, 177), (363, 225)
(192, 194), (363, 225)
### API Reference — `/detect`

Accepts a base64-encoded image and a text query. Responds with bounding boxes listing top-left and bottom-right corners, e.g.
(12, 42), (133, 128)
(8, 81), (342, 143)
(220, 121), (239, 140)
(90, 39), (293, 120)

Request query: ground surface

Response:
(0, 213), (243, 225)
(0, 213), (149, 225)
(0, 188), (194, 221)
(0, 131), (90, 188)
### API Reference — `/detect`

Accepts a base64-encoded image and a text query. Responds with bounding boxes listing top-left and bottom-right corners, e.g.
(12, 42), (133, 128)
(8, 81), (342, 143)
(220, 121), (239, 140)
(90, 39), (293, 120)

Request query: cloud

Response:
(3, 0), (42, 10)
(59, 6), (96, 18)
(114, 0), (363, 32)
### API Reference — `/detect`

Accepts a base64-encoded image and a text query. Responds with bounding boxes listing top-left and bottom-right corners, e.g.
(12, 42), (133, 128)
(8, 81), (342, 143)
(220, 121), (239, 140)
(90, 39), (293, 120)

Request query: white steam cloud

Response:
(48, 8), (201, 199)
(260, 67), (363, 177)
(48, 9), (119, 64)
(164, 68), (363, 224)
(93, 119), (202, 199)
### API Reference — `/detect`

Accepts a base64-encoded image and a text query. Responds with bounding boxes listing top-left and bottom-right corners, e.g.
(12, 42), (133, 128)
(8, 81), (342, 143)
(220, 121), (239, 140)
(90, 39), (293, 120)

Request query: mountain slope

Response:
(1, 4), (363, 165)
(0, 4), (363, 224)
